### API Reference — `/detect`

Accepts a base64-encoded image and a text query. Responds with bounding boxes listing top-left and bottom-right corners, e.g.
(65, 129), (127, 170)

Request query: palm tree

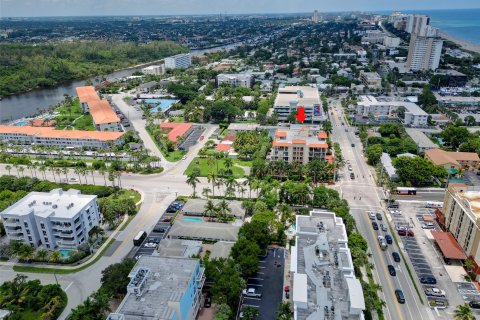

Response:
(74, 167), (82, 184)
(202, 187), (211, 199)
(453, 304), (475, 320)
(62, 167), (68, 183)
(39, 165), (47, 180)
(18, 166), (25, 178)
(49, 250), (62, 263)
(186, 173), (200, 197)
(35, 249), (49, 261)
(276, 302), (292, 320)
(244, 175), (255, 199)
(31, 162), (38, 178)
(13, 163), (19, 177)
(207, 156), (215, 174)
(224, 157), (234, 176)
(49, 167), (57, 182)
(89, 167), (96, 184)
(99, 168), (107, 186)
(5, 164), (11, 175)
(217, 199), (231, 222)
(207, 173), (217, 197)
(204, 199), (216, 221)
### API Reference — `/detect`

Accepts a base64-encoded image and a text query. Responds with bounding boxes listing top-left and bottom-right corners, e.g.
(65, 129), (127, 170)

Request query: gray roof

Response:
(168, 220), (240, 242)
(405, 128), (437, 150)
(380, 153), (398, 180)
(181, 199), (245, 219)
(227, 123), (260, 132)
(113, 256), (201, 320)
(156, 239), (202, 258)
(210, 241), (234, 259)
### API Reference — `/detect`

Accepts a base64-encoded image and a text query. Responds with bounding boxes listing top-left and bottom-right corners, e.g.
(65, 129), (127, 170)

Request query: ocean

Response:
(379, 8), (480, 45)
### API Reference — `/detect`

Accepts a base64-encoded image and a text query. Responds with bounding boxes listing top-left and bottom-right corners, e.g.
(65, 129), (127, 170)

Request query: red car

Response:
(162, 217), (171, 222)
(397, 229), (414, 236)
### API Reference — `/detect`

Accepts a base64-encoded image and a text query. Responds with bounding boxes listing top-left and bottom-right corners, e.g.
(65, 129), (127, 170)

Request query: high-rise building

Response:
(165, 53), (191, 69)
(406, 15), (429, 35)
(312, 10), (319, 23)
(406, 15), (443, 71)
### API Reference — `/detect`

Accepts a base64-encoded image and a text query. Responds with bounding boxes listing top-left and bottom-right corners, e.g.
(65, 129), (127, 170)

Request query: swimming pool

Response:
(58, 249), (72, 258)
(13, 120), (28, 126)
(144, 99), (179, 113)
(182, 217), (204, 223)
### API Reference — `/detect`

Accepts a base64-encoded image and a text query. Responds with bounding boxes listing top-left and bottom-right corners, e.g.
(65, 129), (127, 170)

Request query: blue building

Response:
(107, 256), (205, 320)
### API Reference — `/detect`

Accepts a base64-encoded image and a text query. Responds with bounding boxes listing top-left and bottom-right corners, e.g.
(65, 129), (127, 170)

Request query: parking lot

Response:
(241, 248), (286, 320)
(179, 126), (205, 151)
(127, 200), (183, 259)
(392, 201), (470, 311)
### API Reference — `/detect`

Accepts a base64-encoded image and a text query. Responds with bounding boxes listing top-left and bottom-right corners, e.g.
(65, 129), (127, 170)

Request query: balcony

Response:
(3, 219), (20, 227)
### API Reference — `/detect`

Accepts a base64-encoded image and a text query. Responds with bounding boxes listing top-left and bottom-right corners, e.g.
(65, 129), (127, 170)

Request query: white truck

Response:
(243, 288), (262, 298)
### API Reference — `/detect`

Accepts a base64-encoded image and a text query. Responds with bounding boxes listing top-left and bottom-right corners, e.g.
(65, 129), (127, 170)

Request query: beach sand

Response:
(440, 31), (480, 54)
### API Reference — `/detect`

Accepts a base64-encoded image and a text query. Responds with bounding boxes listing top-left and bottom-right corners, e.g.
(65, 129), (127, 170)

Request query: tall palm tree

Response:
(99, 168), (107, 186)
(89, 167), (96, 184)
(13, 163), (19, 177)
(5, 164), (12, 175)
(224, 157), (234, 176)
(74, 167), (82, 184)
(39, 165), (47, 180)
(207, 156), (215, 174)
(244, 175), (255, 199)
(18, 166), (25, 178)
(207, 173), (217, 197)
(62, 167), (68, 183)
(202, 187), (211, 199)
(49, 250), (62, 263)
(454, 304), (475, 320)
(204, 199), (216, 221)
(217, 199), (231, 222)
(31, 162), (38, 178)
(186, 173), (200, 197)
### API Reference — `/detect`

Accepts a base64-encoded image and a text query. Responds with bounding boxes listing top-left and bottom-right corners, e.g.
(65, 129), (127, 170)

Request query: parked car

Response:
(395, 289), (405, 304)
(162, 217), (171, 222)
(388, 265), (396, 276)
(376, 212), (383, 220)
(204, 293), (212, 308)
(469, 301), (480, 309)
(243, 288), (261, 298)
(380, 224), (387, 232)
(147, 237), (160, 244)
(420, 277), (437, 285)
(398, 229), (414, 237)
(385, 234), (393, 244)
(425, 288), (446, 297)
(369, 212), (376, 220)
(388, 202), (399, 209)
(372, 221), (379, 230)
(421, 223), (435, 229)
(392, 252), (401, 262)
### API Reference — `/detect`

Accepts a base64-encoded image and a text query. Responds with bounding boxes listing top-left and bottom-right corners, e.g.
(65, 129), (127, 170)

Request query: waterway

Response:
(0, 42), (244, 123)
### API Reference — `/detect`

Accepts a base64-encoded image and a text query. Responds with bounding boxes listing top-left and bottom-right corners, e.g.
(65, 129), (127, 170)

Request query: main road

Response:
(329, 102), (440, 320)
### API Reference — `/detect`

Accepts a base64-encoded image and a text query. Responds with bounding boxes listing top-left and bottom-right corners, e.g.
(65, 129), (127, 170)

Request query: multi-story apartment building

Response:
(164, 53), (192, 69)
(142, 64), (165, 76)
(270, 125), (330, 165)
(107, 256), (205, 320)
(216, 73), (253, 88)
(312, 10), (320, 23)
(356, 95), (428, 126)
(291, 209), (365, 319)
(425, 148), (480, 172)
(441, 184), (480, 277)
(76, 86), (122, 132)
(0, 189), (100, 250)
(0, 126), (124, 149)
(406, 15), (430, 35)
(406, 34), (443, 71)
(359, 71), (382, 88)
(274, 86), (325, 123)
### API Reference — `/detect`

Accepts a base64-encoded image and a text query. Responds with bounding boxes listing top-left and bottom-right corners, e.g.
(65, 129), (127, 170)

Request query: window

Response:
(43, 230), (47, 236)
(26, 229), (30, 235)
(40, 223), (45, 229)
(28, 236), (32, 241)
(44, 237), (49, 242)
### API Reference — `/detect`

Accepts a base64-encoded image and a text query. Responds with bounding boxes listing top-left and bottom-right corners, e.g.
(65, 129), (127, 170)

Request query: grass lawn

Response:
(169, 116), (185, 123)
(162, 149), (186, 162)
(234, 159), (253, 167)
(53, 98), (95, 130)
(15, 310), (42, 320)
(115, 189), (141, 204)
(184, 157), (245, 178)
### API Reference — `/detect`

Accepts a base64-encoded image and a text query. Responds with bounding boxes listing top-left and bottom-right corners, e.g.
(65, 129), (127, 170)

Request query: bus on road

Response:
(133, 230), (147, 246)
(396, 187), (417, 195)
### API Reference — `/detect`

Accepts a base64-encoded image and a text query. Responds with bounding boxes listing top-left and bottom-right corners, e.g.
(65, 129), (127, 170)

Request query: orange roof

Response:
(76, 86), (99, 104)
(431, 231), (466, 260)
(292, 139), (306, 144)
(308, 143), (328, 149)
(159, 123), (192, 142)
(275, 130), (287, 138)
(88, 100), (120, 125)
(325, 155), (334, 164)
(215, 144), (231, 152)
(272, 140), (290, 147)
(426, 148), (480, 167)
(318, 132), (328, 139)
(27, 119), (56, 127)
(0, 126), (124, 141)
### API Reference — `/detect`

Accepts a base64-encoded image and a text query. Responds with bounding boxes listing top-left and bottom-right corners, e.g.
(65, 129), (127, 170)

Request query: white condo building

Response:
(216, 73), (253, 88)
(165, 53), (192, 69)
(0, 189), (100, 250)
(142, 64), (165, 76)
(356, 95), (428, 126)
(274, 86), (326, 123)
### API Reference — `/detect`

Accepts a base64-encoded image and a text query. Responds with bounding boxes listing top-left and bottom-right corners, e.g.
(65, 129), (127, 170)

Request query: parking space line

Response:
(249, 278), (264, 281)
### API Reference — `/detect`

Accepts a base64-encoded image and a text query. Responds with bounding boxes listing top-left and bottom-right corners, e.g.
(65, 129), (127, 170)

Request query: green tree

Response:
(276, 301), (292, 320)
(215, 303), (233, 320)
(464, 116), (476, 126)
(242, 306), (260, 320)
(453, 304), (475, 320)
(441, 125), (472, 150)
(366, 144), (383, 165)
(186, 172), (200, 197)
(100, 259), (136, 298)
(393, 156), (447, 186)
(231, 238), (261, 277)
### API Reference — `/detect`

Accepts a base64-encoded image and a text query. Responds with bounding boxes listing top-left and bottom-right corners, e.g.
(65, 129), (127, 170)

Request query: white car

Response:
(182, 155), (187, 160)
(242, 288), (262, 298)
(425, 288), (446, 297)
(389, 210), (402, 215)
(422, 223), (435, 229)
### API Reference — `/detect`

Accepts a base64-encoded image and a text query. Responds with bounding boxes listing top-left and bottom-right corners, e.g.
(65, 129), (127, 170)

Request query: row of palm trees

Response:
(4, 163), (123, 188)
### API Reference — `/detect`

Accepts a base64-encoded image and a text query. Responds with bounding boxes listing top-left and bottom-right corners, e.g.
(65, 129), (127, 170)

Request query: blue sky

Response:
(1, 0), (479, 17)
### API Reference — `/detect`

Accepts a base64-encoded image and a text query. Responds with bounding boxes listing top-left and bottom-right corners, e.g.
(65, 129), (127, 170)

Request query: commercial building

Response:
(359, 71), (382, 88)
(356, 95), (428, 126)
(0, 189), (100, 250)
(274, 86), (325, 123)
(164, 53), (191, 69)
(404, 128), (438, 152)
(290, 209), (365, 319)
(361, 30), (386, 44)
(216, 73), (254, 88)
(434, 94), (480, 108)
(0, 126), (125, 149)
(142, 64), (165, 76)
(380, 153), (399, 181)
(168, 220), (240, 242)
(107, 256), (205, 320)
(76, 86), (121, 132)
(159, 123), (193, 143)
(383, 36), (401, 48)
(181, 199), (245, 219)
(441, 185), (480, 276)
(425, 148), (480, 172)
(270, 125), (330, 165)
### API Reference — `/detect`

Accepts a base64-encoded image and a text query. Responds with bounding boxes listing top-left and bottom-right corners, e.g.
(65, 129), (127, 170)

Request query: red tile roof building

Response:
(76, 86), (121, 132)
(159, 123), (193, 143)
(270, 125), (329, 164)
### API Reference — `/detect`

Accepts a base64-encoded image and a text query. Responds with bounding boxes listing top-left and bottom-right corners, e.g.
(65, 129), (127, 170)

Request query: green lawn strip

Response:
(115, 189), (141, 204)
(234, 159), (253, 167)
(366, 266), (385, 320)
(13, 238), (116, 274)
(184, 157), (244, 178)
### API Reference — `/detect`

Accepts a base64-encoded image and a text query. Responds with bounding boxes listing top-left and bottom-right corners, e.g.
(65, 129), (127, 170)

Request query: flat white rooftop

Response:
(1, 189), (96, 219)
(275, 86), (320, 107)
(358, 95), (427, 116)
